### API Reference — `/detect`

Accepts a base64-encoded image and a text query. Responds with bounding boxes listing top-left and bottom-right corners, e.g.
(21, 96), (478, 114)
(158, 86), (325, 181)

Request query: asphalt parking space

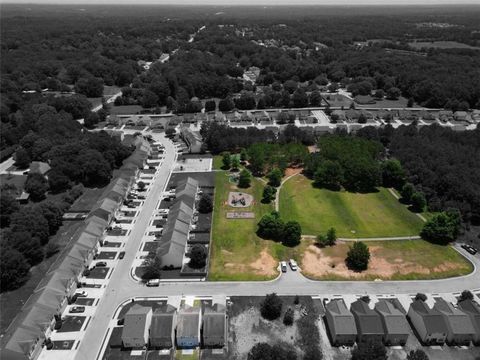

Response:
(96, 252), (117, 260)
(56, 316), (86, 333)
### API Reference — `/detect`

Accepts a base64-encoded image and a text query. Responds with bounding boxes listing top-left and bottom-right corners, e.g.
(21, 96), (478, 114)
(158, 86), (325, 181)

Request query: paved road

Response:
(75, 132), (176, 360)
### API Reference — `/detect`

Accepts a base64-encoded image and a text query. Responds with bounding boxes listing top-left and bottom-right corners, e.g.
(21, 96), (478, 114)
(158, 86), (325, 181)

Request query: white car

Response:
(280, 261), (287, 273)
(75, 290), (88, 297)
(289, 259), (298, 271)
(146, 279), (160, 287)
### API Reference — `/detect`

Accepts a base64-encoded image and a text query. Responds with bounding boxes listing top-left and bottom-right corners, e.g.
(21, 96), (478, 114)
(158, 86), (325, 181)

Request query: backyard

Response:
(301, 239), (473, 281)
(209, 171), (307, 281)
(279, 175), (424, 238)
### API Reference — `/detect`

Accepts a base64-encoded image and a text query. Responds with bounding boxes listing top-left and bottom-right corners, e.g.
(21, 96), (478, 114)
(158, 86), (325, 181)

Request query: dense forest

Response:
(356, 124), (480, 225)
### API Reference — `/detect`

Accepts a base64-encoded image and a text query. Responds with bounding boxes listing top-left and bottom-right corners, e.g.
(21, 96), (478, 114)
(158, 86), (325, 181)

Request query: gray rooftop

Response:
(325, 299), (357, 335)
(351, 300), (384, 335)
(150, 305), (176, 339)
(410, 300), (448, 334)
(176, 306), (201, 338)
(434, 298), (476, 335)
(374, 300), (410, 335)
(203, 304), (226, 339)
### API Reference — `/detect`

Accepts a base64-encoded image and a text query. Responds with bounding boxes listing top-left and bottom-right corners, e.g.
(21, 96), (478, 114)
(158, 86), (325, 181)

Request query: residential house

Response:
(176, 305), (201, 348)
(202, 304), (227, 348)
(407, 300), (448, 345)
(180, 127), (203, 154)
(29, 162), (51, 177)
(374, 300), (410, 345)
(122, 305), (153, 349)
(149, 305), (177, 349)
(350, 300), (384, 343)
(324, 299), (357, 346)
(458, 299), (480, 345)
(434, 298), (475, 345)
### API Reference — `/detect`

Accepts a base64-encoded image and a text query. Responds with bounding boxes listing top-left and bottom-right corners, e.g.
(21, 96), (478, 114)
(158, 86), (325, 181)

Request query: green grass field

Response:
(301, 239), (473, 281)
(279, 175), (424, 238)
(209, 171), (307, 281)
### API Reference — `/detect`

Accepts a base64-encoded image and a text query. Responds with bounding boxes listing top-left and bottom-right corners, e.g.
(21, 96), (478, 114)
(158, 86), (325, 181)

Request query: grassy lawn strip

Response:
(175, 349), (199, 360)
(279, 175), (424, 238)
(301, 239), (473, 281)
(209, 171), (307, 281)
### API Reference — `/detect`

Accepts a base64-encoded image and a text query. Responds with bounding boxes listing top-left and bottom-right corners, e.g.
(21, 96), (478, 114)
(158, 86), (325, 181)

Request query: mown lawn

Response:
(301, 239), (473, 281)
(279, 175), (424, 238)
(209, 171), (307, 281)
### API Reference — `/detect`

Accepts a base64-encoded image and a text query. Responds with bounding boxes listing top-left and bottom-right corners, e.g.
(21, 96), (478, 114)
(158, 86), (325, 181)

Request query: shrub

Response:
(188, 244), (207, 268)
(407, 349), (429, 360)
(261, 293), (283, 320)
(198, 194), (213, 213)
(222, 152), (231, 169)
(283, 307), (294, 326)
(346, 242), (370, 271)
(415, 293), (427, 302)
(238, 169), (251, 188)
(351, 340), (387, 360)
(459, 290), (474, 302)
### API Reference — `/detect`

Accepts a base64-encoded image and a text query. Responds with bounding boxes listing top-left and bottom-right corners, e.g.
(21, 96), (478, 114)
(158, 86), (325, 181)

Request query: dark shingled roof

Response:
(350, 300), (384, 335)
(434, 298), (476, 336)
(203, 304), (226, 339)
(374, 300), (410, 335)
(177, 306), (201, 339)
(410, 300), (448, 334)
(325, 299), (357, 335)
(150, 305), (176, 339)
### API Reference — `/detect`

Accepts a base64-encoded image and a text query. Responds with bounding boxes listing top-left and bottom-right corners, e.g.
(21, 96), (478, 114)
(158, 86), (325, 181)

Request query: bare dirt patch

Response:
(301, 242), (461, 280)
(249, 249), (277, 276)
(284, 167), (303, 178)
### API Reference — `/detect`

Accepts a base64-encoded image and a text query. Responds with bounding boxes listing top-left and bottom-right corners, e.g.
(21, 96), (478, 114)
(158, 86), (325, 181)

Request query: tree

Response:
(262, 185), (276, 204)
(386, 87), (401, 100)
(205, 100), (216, 112)
(231, 156), (240, 171)
(283, 221), (302, 247)
(257, 211), (284, 240)
(351, 340), (387, 360)
(326, 227), (337, 246)
(10, 207), (49, 244)
(459, 290), (474, 302)
(410, 192), (426, 212)
(400, 182), (415, 203)
(198, 194), (213, 214)
(421, 211), (460, 245)
(283, 307), (294, 326)
(247, 343), (296, 360)
(137, 181), (146, 191)
(74, 77), (104, 97)
(292, 88), (308, 108)
(142, 255), (162, 280)
(14, 147), (31, 169)
(358, 113), (367, 124)
(314, 160), (344, 190)
(5, 230), (43, 265)
(238, 169), (251, 188)
(84, 112), (100, 129)
(268, 168), (282, 187)
(35, 201), (65, 235)
(189, 244), (207, 268)
(309, 90), (322, 106)
(284, 80), (298, 94)
(240, 149), (248, 162)
(24, 173), (49, 202)
(261, 293), (283, 320)
(48, 170), (71, 193)
(141, 89), (159, 108)
(0, 193), (19, 228)
(0, 245), (30, 292)
(381, 159), (405, 189)
(415, 293), (427, 302)
(346, 242), (370, 271)
(407, 97), (415, 108)
(407, 349), (429, 360)
(222, 152), (231, 170)
(218, 97), (235, 112)
(165, 128), (176, 138)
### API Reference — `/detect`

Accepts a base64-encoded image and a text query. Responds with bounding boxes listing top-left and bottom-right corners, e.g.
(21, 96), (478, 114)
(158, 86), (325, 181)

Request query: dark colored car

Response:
(462, 244), (478, 255)
(95, 261), (107, 267)
(118, 251), (125, 260)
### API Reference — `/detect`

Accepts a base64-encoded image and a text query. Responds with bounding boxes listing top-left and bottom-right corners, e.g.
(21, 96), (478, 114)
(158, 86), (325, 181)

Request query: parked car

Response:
(69, 306), (85, 313)
(289, 259), (298, 271)
(146, 279), (160, 287)
(137, 195), (146, 199)
(462, 244), (478, 255)
(118, 251), (125, 259)
(280, 261), (287, 273)
(95, 261), (107, 267)
(75, 291), (88, 297)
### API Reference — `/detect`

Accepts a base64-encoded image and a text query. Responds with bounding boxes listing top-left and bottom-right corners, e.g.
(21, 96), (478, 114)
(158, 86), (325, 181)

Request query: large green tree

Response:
(346, 241), (370, 271)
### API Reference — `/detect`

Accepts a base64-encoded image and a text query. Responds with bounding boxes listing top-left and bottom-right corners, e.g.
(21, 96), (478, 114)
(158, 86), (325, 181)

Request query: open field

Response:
(209, 171), (308, 281)
(301, 239), (473, 281)
(409, 41), (480, 50)
(279, 175), (424, 238)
